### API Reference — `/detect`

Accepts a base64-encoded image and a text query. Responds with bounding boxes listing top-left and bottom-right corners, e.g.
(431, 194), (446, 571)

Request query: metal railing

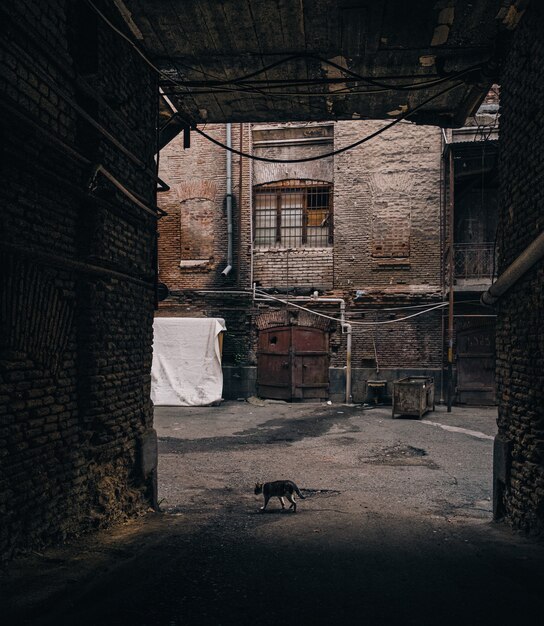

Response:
(454, 242), (496, 280)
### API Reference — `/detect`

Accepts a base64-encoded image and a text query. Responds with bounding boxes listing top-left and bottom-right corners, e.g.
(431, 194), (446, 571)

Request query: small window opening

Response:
(254, 179), (333, 248)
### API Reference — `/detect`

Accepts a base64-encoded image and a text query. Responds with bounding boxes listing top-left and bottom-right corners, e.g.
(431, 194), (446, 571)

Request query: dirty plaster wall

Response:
(495, 1), (544, 534)
(0, 1), (158, 559)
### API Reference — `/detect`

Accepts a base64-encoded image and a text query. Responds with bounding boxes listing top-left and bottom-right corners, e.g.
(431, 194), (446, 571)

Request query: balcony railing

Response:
(454, 242), (496, 280)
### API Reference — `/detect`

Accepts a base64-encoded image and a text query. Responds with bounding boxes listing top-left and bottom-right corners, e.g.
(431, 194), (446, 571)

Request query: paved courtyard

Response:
(5, 400), (544, 626)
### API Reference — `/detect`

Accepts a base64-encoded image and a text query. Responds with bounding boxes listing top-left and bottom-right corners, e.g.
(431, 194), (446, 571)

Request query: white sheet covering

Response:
(151, 317), (226, 406)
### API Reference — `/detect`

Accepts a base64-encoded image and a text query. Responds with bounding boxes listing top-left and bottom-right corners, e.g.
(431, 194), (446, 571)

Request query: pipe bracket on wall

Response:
(183, 124), (191, 149)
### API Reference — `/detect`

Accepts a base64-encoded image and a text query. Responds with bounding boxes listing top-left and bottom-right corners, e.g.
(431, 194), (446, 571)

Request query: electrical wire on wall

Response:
(253, 288), (448, 326)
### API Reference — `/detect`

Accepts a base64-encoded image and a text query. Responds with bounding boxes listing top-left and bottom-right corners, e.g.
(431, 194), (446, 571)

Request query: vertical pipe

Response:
(345, 323), (352, 404)
(237, 123), (243, 282)
(440, 135), (447, 404)
(447, 150), (455, 412)
(221, 123), (233, 276)
(249, 126), (254, 288)
(440, 313), (445, 404)
(337, 299), (352, 404)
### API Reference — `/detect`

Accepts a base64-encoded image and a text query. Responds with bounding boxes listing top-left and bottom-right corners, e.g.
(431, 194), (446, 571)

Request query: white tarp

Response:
(151, 317), (226, 406)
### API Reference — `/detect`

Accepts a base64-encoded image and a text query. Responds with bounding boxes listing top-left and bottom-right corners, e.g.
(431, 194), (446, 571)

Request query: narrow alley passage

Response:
(5, 401), (544, 626)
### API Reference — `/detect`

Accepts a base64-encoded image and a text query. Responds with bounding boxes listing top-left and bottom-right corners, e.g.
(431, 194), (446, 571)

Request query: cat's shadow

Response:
(249, 509), (297, 516)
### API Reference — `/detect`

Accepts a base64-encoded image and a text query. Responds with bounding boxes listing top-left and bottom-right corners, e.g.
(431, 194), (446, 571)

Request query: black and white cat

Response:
(254, 480), (305, 512)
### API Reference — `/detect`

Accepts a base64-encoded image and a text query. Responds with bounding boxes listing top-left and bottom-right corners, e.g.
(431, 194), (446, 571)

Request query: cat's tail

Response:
(294, 485), (305, 499)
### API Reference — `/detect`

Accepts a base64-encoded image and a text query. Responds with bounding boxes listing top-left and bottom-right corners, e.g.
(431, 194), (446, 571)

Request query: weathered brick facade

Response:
(494, 1), (544, 534)
(3, 1), (541, 553)
(157, 120), (445, 401)
(334, 120), (442, 289)
(0, 1), (158, 559)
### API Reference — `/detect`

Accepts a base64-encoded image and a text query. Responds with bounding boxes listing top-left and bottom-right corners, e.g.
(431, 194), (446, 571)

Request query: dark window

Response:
(254, 180), (332, 248)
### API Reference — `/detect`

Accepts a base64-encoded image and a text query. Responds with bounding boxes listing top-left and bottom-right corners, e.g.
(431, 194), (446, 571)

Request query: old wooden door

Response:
(257, 326), (329, 401)
(456, 318), (496, 405)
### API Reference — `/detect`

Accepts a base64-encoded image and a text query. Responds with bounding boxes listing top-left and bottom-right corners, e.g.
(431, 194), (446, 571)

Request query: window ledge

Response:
(254, 246), (333, 252)
(179, 259), (211, 268)
(372, 260), (411, 270)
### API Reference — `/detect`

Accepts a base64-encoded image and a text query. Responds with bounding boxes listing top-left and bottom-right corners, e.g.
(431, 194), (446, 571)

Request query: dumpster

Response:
(392, 376), (435, 419)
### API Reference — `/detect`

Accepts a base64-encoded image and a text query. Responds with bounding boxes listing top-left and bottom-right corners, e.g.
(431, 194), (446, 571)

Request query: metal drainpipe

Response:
(344, 322), (353, 405)
(481, 229), (544, 305)
(322, 297), (352, 404)
(249, 128), (254, 289)
(447, 149), (455, 412)
(221, 123), (233, 276)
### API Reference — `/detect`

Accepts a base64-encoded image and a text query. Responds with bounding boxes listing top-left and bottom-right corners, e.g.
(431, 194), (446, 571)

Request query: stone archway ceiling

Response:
(119, 0), (526, 127)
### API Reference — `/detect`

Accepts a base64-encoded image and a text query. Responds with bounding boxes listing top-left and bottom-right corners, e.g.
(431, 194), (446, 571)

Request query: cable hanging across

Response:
(86, 0), (481, 139)
(188, 80), (465, 164)
(253, 289), (448, 326)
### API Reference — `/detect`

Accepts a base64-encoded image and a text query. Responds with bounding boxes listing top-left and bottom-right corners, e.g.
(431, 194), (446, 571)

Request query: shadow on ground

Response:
(4, 403), (544, 626)
(158, 409), (358, 454)
(6, 508), (544, 626)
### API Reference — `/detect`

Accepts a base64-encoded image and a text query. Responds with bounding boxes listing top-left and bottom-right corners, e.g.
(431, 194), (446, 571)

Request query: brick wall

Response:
(157, 118), (444, 394)
(334, 120), (443, 290)
(253, 248), (333, 290)
(158, 123), (252, 290)
(0, 1), (158, 559)
(495, 2), (544, 533)
(157, 123), (256, 373)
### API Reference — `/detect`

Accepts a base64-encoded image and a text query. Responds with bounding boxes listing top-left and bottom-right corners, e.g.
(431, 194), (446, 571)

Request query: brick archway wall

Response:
(255, 309), (332, 332)
(495, 1), (544, 533)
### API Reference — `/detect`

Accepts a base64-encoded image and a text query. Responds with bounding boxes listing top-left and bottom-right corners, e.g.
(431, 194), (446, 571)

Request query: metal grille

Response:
(454, 242), (496, 279)
(254, 180), (332, 248)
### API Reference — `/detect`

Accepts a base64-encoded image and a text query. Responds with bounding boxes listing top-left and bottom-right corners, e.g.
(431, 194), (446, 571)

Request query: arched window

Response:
(254, 179), (333, 248)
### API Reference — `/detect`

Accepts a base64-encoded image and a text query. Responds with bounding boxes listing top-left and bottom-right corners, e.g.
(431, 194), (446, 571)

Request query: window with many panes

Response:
(254, 180), (333, 248)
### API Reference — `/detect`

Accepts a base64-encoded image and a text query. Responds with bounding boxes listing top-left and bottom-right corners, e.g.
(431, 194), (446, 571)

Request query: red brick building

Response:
(156, 110), (498, 404)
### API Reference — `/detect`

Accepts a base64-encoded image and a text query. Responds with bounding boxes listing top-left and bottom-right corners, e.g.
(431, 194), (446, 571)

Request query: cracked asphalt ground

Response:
(5, 401), (544, 626)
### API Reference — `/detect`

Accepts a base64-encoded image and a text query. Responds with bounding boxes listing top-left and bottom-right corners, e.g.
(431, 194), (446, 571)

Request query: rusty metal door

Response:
(257, 326), (329, 400)
(456, 318), (496, 405)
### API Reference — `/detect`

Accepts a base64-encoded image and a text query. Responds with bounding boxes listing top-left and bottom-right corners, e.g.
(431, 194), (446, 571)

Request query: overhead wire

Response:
(313, 54), (481, 91)
(85, 0), (320, 117)
(349, 300), (481, 312)
(160, 54), (481, 93)
(84, 1), (315, 114)
(162, 80), (471, 99)
(85, 0), (240, 86)
(188, 80), (466, 164)
(85, 0), (183, 86)
(159, 63), (482, 104)
(84, 1), (489, 328)
(161, 70), (477, 95)
(86, 0), (482, 110)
